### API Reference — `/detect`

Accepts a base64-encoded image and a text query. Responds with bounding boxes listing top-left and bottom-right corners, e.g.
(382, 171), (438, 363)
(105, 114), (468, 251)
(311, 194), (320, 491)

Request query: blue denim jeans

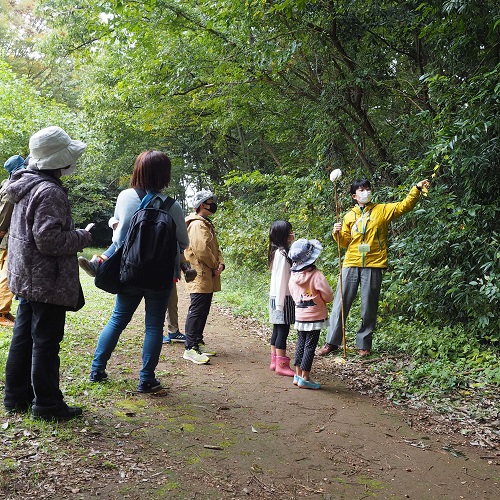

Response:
(91, 284), (172, 382)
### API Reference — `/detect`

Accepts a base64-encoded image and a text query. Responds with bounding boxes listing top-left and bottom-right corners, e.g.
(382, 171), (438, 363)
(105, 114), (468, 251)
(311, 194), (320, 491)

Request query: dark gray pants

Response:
(325, 267), (382, 350)
(184, 292), (213, 350)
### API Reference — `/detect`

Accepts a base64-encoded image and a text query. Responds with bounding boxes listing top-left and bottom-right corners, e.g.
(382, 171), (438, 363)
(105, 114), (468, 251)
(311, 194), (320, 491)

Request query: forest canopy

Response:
(0, 0), (499, 342)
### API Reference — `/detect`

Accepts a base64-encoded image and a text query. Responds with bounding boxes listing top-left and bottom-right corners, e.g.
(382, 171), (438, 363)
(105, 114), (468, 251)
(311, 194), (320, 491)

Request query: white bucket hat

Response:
(192, 189), (217, 209)
(28, 126), (86, 175)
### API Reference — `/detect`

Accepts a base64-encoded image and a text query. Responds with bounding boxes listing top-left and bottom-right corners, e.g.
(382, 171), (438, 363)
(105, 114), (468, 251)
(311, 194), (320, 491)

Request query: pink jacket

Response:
(288, 267), (333, 322)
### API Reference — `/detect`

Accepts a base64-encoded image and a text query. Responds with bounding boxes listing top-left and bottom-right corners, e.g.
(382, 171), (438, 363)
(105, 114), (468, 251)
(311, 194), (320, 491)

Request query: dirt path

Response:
(3, 285), (499, 499)
(116, 287), (500, 498)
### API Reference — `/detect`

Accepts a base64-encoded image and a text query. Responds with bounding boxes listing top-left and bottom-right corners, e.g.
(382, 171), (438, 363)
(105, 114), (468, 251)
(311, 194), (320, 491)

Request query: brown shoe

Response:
(0, 313), (15, 327)
(317, 343), (339, 356)
(358, 349), (371, 357)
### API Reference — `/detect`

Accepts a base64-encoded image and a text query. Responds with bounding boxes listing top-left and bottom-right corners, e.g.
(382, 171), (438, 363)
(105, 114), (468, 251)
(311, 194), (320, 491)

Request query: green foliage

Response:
(215, 263), (269, 321)
(0, 60), (78, 165)
(217, 170), (341, 274)
(1, 0), (498, 354)
(374, 317), (500, 398)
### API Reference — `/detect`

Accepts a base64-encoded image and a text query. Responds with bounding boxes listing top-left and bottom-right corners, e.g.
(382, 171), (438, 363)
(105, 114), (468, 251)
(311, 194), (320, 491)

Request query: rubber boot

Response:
(275, 356), (295, 377)
(270, 353), (276, 371)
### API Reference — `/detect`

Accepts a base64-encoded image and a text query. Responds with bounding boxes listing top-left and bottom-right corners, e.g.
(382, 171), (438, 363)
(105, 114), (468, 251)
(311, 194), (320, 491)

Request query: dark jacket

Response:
(6, 169), (92, 308)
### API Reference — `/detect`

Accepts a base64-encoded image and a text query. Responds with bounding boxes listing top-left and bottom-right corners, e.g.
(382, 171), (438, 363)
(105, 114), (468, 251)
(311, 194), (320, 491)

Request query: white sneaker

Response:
(183, 348), (210, 364)
(198, 344), (216, 356)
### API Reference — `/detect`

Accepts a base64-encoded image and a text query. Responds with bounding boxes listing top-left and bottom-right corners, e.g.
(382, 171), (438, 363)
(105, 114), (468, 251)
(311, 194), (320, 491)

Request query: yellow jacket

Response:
(334, 186), (421, 268)
(184, 213), (224, 293)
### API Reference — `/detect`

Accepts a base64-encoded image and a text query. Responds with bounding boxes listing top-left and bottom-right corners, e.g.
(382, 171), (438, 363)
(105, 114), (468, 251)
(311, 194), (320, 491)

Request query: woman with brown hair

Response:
(88, 150), (188, 393)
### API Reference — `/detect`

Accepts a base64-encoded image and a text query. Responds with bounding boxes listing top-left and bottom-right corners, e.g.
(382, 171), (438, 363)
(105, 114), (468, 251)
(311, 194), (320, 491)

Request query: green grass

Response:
(214, 264), (269, 321)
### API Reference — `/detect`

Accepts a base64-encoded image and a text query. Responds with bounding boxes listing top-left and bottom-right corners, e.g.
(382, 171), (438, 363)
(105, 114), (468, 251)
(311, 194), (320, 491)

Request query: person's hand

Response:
(417, 179), (429, 190)
(213, 264), (224, 276)
(333, 222), (342, 233)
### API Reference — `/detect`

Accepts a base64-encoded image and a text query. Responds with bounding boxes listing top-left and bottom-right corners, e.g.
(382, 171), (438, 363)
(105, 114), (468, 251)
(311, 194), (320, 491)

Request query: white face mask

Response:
(357, 190), (372, 204)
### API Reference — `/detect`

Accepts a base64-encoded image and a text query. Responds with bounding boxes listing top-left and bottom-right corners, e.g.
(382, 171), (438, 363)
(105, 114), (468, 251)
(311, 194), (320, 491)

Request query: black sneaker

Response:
(4, 402), (31, 414)
(32, 402), (83, 422)
(89, 370), (108, 383)
(137, 378), (162, 393)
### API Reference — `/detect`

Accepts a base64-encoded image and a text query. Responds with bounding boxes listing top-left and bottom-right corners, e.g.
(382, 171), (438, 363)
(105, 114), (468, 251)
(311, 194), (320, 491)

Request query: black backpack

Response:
(119, 190), (177, 290)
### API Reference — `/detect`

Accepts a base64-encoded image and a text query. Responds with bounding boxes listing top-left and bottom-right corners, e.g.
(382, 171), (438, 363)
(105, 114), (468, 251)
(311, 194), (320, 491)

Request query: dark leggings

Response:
(270, 324), (290, 350)
(294, 330), (320, 373)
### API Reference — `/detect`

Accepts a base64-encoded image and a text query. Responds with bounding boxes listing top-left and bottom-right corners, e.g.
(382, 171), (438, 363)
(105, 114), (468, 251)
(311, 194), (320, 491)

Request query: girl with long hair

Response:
(268, 220), (295, 376)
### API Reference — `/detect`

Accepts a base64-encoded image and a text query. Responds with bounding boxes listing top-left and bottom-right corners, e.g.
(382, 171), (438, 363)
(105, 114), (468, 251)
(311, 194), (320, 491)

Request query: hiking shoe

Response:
(78, 255), (102, 277)
(32, 402), (83, 421)
(4, 402), (31, 414)
(137, 378), (162, 393)
(358, 349), (371, 357)
(297, 377), (321, 390)
(0, 312), (15, 327)
(89, 370), (108, 383)
(166, 330), (186, 343)
(198, 343), (216, 356)
(183, 348), (210, 364)
(316, 343), (339, 357)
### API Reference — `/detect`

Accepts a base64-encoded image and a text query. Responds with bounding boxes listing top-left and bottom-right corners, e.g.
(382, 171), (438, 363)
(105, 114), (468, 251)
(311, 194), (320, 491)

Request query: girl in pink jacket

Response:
(288, 239), (333, 389)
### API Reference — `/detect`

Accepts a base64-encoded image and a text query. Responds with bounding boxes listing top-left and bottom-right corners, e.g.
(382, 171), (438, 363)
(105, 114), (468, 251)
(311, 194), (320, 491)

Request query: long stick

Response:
(334, 182), (347, 359)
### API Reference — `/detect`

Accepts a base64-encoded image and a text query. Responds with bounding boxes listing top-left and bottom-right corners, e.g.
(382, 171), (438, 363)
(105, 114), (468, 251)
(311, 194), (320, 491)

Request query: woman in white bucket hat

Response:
(3, 126), (93, 421)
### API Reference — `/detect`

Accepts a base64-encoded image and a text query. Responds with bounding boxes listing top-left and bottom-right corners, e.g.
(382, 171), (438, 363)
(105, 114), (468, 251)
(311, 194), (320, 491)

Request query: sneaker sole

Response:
(168, 338), (186, 343)
(137, 385), (162, 393)
(183, 353), (210, 364)
(298, 383), (321, 390)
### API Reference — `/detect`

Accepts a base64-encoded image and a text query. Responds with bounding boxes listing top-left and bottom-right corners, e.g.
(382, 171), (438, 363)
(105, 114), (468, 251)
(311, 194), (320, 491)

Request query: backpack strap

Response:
(134, 187), (147, 200)
(135, 188), (158, 211)
(134, 188), (174, 212)
(161, 196), (175, 212)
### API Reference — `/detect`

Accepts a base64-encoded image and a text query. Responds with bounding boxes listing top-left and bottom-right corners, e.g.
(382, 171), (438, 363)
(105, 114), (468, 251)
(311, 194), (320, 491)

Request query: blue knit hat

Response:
(4, 155), (25, 177)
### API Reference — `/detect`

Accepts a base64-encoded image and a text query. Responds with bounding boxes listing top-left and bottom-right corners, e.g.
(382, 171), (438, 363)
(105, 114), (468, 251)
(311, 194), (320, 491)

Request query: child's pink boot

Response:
(275, 356), (295, 377)
(270, 353), (276, 371)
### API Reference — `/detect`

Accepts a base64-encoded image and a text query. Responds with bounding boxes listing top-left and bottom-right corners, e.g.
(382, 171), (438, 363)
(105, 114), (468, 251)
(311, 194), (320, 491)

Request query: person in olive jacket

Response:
(183, 190), (224, 365)
(3, 126), (93, 421)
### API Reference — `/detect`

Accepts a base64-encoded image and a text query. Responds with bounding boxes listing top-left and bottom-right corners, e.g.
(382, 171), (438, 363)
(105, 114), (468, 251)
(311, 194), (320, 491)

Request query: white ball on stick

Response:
(330, 169), (342, 182)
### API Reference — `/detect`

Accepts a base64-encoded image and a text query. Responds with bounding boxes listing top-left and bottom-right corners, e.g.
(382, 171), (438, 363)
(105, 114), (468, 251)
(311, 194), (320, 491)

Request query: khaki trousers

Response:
(166, 283), (179, 333)
(0, 249), (14, 314)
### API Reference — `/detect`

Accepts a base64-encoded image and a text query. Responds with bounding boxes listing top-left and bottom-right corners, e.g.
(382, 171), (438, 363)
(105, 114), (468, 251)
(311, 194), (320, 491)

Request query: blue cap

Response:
(4, 155), (25, 176)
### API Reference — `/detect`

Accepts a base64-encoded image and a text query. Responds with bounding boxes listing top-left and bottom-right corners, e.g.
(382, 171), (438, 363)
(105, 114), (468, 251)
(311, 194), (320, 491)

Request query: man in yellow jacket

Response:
(183, 190), (225, 364)
(318, 178), (429, 357)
